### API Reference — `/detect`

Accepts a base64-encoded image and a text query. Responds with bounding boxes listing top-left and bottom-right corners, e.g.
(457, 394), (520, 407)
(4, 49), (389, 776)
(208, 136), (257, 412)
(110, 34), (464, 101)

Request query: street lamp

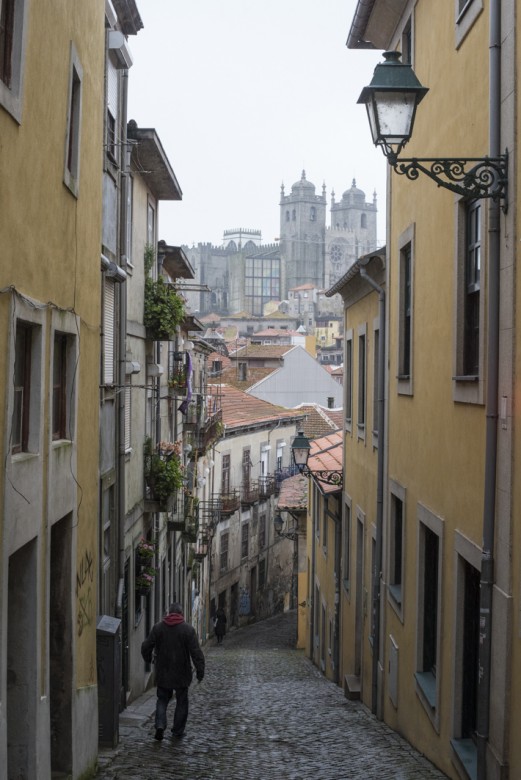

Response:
(358, 51), (508, 206)
(290, 431), (343, 488)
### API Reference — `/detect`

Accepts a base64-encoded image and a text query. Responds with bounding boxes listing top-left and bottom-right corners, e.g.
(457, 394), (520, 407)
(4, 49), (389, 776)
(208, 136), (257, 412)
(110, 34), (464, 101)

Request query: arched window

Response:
(361, 213), (367, 228)
(286, 210), (290, 222)
(292, 209), (296, 221)
(310, 206), (316, 221)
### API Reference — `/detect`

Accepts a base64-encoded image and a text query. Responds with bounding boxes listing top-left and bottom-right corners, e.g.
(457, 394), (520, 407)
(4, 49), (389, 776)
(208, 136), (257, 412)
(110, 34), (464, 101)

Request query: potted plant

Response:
(143, 245), (185, 340)
(136, 538), (155, 564)
(168, 366), (187, 395)
(144, 438), (184, 507)
(136, 566), (157, 596)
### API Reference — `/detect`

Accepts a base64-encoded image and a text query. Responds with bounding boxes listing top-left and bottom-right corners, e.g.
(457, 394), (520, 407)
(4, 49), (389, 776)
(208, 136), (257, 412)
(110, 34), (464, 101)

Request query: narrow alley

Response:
(96, 611), (447, 780)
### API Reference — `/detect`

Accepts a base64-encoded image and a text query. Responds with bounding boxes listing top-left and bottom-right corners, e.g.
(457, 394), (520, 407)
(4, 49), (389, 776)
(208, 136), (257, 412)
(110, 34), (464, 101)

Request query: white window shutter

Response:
(103, 278), (115, 385)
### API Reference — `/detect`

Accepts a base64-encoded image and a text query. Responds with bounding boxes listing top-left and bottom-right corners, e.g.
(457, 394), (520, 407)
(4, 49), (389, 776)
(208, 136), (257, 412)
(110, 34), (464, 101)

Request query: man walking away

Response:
(141, 602), (205, 741)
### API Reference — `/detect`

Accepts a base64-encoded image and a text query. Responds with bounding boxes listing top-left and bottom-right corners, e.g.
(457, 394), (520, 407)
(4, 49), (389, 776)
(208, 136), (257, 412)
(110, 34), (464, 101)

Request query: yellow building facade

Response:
(345, 1), (517, 779)
(0, 1), (105, 777)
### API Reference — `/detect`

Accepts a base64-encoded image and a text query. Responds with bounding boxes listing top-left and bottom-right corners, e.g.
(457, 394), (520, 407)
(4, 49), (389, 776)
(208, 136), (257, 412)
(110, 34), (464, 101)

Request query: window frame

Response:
(345, 329), (353, 430)
(220, 531), (229, 573)
(397, 224), (415, 396)
(0, 0), (29, 122)
(357, 324), (367, 439)
(415, 503), (444, 728)
(63, 43), (83, 197)
(388, 480), (406, 618)
(342, 494), (352, 595)
(372, 317), (379, 446)
(241, 522), (249, 560)
(12, 320), (32, 453)
(453, 198), (485, 404)
(455, 0), (483, 48)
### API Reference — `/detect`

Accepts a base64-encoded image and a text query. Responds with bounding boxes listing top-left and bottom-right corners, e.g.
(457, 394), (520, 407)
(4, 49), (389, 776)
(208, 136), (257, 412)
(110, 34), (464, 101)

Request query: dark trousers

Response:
(155, 686), (189, 735)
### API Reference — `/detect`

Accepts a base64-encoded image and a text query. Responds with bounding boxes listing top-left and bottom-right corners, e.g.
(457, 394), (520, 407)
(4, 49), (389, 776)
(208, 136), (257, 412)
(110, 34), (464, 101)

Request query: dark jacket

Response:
(141, 613), (205, 689)
(214, 608), (227, 637)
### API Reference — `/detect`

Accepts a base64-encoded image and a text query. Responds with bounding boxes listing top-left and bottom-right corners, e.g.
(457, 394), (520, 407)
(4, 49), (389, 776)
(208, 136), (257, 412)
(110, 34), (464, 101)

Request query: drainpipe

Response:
(359, 261), (385, 717)
(154, 252), (164, 622)
(308, 483), (316, 660)
(116, 69), (130, 619)
(477, 1), (501, 776)
(333, 506), (341, 685)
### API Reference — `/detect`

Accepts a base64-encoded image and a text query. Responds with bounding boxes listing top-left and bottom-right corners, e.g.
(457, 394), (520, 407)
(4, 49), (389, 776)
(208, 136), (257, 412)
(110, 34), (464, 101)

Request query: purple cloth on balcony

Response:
(178, 351), (193, 414)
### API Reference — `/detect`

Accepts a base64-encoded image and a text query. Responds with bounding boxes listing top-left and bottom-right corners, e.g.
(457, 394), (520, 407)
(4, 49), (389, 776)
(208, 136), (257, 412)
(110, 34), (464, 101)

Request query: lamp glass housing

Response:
(274, 515), (284, 534)
(366, 90), (417, 147)
(291, 431), (310, 468)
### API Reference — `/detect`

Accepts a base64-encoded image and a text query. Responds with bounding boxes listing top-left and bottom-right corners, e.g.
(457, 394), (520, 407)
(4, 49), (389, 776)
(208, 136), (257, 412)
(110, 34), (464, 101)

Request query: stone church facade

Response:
(182, 171), (377, 318)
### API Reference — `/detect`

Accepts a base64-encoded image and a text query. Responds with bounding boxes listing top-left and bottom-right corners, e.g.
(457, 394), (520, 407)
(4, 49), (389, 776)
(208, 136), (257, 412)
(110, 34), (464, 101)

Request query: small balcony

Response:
(241, 481), (260, 506)
(220, 490), (240, 515)
(258, 475), (277, 499)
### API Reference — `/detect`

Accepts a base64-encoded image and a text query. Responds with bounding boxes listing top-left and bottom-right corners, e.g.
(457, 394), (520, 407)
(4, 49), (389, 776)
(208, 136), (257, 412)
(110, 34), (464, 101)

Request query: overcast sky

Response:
(127, 0), (387, 249)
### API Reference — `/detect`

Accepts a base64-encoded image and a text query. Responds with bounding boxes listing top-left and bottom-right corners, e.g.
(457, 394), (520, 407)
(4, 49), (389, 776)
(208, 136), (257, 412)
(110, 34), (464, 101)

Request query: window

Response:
(0, 0), (29, 121)
(221, 453), (230, 494)
(64, 45), (83, 196)
(388, 484), (405, 610)
(310, 206), (316, 221)
(415, 505), (443, 717)
(242, 448), (251, 489)
(361, 213), (367, 229)
(345, 331), (353, 428)
(322, 502), (328, 550)
(454, 201), (484, 403)
(220, 532), (229, 573)
(103, 278), (115, 385)
(241, 522), (249, 559)
(357, 326), (366, 434)
(12, 321), (32, 453)
(292, 209), (296, 221)
(455, 0), (483, 48)
(124, 378), (131, 451)
(372, 324), (379, 439)
(259, 513), (266, 549)
(398, 225), (415, 395)
(106, 55), (118, 163)
(463, 201), (481, 376)
(258, 558), (266, 589)
(52, 334), (69, 440)
(342, 498), (351, 590)
(402, 18), (412, 64)
(126, 175), (133, 270)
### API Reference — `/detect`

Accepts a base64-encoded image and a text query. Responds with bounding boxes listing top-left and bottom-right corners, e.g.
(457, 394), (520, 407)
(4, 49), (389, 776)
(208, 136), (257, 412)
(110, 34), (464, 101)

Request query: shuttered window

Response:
(124, 379), (131, 451)
(103, 278), (115, 385)
(106, 56), (118, 160)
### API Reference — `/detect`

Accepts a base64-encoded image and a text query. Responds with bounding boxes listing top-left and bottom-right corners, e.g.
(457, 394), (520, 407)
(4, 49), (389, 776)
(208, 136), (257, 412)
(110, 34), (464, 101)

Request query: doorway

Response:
(7, 539), (38, 779)
(50, 517), (73, 775)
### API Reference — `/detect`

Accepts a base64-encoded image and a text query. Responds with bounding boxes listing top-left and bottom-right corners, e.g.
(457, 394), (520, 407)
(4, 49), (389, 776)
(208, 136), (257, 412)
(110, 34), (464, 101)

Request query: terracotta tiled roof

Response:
(308, 430), (343, 494)
(208, 363), (277, 390)
(219, 384), (304, 430)
(231, 344), (294, 360)
(277, 473), (308, 512)
(289, 283), (317, 292)
(252, 328), (301, 338)
(293, 403), (343, 440)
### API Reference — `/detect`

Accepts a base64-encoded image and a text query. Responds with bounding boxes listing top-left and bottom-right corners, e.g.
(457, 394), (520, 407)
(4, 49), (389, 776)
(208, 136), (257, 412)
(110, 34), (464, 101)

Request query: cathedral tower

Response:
(279, 170), (327, 298)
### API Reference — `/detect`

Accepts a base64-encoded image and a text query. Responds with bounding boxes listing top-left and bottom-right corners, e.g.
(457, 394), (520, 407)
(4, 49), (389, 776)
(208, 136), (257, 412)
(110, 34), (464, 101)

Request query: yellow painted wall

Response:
(382, 2), (491, 775)
(0, 0), (104, 700)
(341, 285), (379, 707)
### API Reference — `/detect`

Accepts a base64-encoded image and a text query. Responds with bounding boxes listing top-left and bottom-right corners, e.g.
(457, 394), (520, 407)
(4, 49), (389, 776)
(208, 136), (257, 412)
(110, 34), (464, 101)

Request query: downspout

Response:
(359, 262), (385, 717)
(154, 251), (164, 621)
(116, 69), (130, 619)
(477, 1), (501, 776)
(333, 501), (341, 685)
(309, 481), (316, 660)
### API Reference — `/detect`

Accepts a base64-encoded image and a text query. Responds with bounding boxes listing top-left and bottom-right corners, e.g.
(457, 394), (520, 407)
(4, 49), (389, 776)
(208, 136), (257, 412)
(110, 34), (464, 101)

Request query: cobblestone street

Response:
(96, 611), (448, 780)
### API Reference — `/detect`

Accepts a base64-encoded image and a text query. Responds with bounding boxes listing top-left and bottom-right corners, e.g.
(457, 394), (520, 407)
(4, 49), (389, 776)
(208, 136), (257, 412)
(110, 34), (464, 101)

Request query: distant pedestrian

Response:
(141, 602), (205, 741)
(214, 607), (227, 644)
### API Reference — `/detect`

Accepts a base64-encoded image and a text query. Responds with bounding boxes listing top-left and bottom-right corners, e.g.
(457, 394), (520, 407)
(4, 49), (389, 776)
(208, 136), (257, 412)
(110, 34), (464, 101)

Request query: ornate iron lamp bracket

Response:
(300, 467), (343, 489)
(387, 149), (508, 211)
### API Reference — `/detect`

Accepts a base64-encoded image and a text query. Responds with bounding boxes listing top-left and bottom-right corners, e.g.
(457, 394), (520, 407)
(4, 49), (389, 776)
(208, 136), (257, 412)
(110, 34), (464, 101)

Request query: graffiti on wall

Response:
(76, 548), (94, 637)
(239, 586), (250, 616)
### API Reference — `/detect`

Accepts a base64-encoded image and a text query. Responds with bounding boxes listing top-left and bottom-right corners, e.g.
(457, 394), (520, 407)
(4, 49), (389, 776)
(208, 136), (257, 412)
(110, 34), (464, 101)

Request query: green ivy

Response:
(143, 245), (185, 339)
(144, 439), (184, 504)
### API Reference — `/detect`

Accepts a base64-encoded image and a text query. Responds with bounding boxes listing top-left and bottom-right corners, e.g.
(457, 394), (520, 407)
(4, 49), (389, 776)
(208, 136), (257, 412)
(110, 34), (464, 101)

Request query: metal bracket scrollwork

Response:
(386, 150), (508, 211)
(301, 467), (343, 488)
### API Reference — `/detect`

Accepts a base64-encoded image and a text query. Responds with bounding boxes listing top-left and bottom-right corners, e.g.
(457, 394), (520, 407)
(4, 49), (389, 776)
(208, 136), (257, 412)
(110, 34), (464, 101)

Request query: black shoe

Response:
(171, 730), (185, 738)
(154, 728), (164, 741)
